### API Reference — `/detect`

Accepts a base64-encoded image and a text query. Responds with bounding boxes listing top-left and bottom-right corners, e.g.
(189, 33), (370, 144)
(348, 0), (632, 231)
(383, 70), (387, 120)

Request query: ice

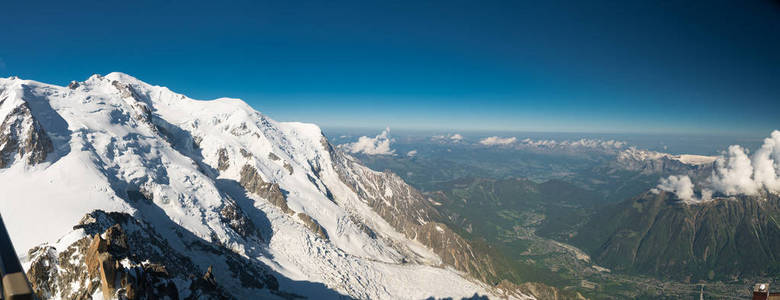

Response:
(0, 73), (520, 299)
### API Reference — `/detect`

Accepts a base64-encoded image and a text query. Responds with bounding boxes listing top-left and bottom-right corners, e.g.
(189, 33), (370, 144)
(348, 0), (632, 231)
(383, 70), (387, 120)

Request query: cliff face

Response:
(326, 140), (501, 284)
(573, 191), (780, 281)
(0, 88), (53, 168)
(26, 210), (271, 300)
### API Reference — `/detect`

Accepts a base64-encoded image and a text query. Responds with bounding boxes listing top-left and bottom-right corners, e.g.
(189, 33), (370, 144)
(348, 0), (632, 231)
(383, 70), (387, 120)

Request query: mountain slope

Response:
(572, 191), (780, 281)
(0, 73), (534, 299)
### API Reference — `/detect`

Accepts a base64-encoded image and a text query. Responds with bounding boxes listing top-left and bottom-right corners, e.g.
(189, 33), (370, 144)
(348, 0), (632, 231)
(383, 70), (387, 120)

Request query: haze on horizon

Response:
(0, 0), (778, 135)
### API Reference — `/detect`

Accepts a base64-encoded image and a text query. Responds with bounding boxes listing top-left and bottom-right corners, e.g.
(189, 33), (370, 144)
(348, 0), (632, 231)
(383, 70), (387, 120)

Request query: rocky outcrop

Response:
(217, 148), (230, 171)
(111, 80), (153, 126)
(28, 239), (99, 300)
(26, 210), (278, 299)
(239, 148), (252, 158)
(0, 99), (53, 168)
(267, 152), (280, 161)
(240, 164), (292, 214)
(26, 246), (64, 299)
(186, 266), (222, 299)
(297, 213), (329, 240)
(283, 162), (293, 175)
(230, 122), (250, 136)
(220, 197), (261, 240)
(84, 236), (181, 300)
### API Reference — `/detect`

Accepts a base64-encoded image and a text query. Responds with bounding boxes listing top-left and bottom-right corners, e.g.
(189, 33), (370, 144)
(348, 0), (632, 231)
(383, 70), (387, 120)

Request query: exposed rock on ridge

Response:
(0, 93), (53, 168)
(26, 210), (278, 299)
(324, 138), (499, 283)
(239, 164), (292, 214)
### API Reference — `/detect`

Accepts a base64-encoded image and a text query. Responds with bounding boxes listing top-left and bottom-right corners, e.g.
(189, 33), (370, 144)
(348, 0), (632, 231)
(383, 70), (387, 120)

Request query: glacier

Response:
(0, 73), (533, 299)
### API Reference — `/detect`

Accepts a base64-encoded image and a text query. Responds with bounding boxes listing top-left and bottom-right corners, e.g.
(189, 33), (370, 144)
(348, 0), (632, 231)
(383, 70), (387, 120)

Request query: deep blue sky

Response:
(1, 1), (778, 135)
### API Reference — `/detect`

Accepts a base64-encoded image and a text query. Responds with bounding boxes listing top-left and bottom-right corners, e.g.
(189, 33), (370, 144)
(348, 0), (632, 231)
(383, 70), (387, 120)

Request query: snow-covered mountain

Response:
(614, 147), (716, 175)
(0, 73), (535, 299)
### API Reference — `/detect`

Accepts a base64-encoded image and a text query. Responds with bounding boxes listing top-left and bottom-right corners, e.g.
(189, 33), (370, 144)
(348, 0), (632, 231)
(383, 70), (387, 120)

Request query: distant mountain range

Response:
(613, 147), (716, 175)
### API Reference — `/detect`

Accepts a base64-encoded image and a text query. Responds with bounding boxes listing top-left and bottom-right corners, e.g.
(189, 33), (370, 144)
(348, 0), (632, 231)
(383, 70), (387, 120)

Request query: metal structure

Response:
(754, 283), (780, 300)
(0, 214), (34, 300)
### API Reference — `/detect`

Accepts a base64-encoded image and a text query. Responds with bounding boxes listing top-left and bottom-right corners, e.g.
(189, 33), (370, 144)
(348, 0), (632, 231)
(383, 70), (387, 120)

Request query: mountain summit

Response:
(0, 73), (534, 299)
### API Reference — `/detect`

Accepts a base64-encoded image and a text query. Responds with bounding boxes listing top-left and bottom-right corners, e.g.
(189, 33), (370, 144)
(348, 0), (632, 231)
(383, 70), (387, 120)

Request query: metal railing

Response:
(0, 214), (34, 300)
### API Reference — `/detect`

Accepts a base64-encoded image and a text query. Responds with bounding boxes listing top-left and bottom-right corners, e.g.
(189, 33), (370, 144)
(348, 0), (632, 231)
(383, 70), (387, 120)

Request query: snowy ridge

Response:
(614, 147), (717, 174)
(617, 147), (716, 166)
(0, 74), (532, 299)
(518, 138), (626, 150)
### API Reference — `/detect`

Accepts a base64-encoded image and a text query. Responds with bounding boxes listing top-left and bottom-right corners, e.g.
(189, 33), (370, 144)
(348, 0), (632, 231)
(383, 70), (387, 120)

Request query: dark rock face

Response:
(230, 122), (250, 136)
(267, 152), (280, 161)
(26, 210), (279, 299)
(283, 162), (293, 175)
(0, 100), (53, 168)
(573, 191), (780, 281)
(26, 246), (64, 299)
(239, 148), (252, 158)
(111, 81), (153, 126)
(297, 213), (329, 240)
(217, 148), (230, 171)
(186, 266), (222, 299)
(219, 197), (261, 240)
(239, 164), (292, 214)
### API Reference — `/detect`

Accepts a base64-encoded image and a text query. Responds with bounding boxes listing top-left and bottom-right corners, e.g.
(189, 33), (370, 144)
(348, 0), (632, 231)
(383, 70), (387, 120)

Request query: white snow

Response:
(678, 154), (718, 165)
(0, 73), (516, 300)
(618, 147), (717, 166)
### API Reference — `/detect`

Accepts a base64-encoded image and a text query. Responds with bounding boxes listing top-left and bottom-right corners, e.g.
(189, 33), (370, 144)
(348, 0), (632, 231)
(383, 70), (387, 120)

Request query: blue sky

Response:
(1, 0), (778, 135)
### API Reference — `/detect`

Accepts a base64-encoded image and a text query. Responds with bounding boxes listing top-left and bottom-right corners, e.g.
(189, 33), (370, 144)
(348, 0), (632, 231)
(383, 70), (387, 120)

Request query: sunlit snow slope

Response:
(0, 73), (531, 299)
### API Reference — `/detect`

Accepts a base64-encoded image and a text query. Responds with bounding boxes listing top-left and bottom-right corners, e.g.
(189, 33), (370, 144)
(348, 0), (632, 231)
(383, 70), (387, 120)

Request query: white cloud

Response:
(655, 175), (698, 203)
(339, 127), (395, 155)
(750, 131), (780, 192)
(450, 134), (463, 141)
(479, 136), (517, 146)
(407, 150), (418, 157)
(657, 130), (780, 203)
(709, 145), (760, 195)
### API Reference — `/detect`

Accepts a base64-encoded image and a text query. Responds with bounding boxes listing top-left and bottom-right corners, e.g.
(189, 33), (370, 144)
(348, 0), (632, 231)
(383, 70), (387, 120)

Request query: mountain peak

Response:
(0, 74), (518, 299)
(103, 71), (145, 85)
